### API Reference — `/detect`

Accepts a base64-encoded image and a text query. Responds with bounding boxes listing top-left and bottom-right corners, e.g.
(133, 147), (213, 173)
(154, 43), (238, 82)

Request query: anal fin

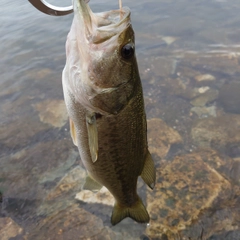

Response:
(86, 113), (98, 163)
(69, 118), (78, 146)
(82, 174), (102, 192)
(141, 150), (156, 190)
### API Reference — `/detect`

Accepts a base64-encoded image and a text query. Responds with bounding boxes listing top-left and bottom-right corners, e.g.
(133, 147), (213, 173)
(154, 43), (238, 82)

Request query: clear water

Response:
(1, 0), (240, 239)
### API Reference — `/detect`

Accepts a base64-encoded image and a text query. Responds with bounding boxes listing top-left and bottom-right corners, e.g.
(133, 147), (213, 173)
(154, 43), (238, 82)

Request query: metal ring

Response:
(28, 0), (73, 16)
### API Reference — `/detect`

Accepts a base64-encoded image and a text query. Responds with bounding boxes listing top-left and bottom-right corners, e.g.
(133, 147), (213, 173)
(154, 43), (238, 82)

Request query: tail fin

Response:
(111, 197), (150, 225)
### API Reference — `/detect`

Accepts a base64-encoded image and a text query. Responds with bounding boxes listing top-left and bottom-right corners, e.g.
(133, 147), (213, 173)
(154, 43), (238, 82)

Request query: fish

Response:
(62, 0), (156, 225)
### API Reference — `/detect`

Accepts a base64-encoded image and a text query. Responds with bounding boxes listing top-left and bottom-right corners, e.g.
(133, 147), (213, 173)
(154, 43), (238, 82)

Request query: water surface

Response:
(1, 0), (240, 239)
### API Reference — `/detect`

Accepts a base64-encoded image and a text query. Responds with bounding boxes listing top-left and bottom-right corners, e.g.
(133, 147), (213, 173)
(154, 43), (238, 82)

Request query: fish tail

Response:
(111, 197), (150, 225)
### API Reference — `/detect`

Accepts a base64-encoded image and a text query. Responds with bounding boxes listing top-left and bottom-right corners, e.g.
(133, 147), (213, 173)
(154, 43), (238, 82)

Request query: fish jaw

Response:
(65, 1), (137, 115)
(73, 0), (131, 44)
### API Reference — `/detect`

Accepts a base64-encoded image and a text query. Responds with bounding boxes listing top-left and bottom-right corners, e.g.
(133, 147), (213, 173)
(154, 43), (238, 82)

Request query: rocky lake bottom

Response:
(1, 0), (240, 239)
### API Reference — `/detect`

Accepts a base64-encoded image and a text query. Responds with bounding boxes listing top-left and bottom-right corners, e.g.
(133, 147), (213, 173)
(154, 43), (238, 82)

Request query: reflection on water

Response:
(1, 0), (240, 239)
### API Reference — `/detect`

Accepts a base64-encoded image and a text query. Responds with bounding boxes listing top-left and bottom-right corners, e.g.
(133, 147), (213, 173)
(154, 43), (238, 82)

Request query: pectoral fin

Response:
(82, 174), (102, 192)
(69, 118), (78, 146)
(86, 113), (98, 163)
(141, 150), (156, 190)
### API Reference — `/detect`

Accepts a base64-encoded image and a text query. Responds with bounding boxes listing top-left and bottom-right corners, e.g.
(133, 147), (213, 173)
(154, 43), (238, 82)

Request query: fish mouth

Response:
(74, 0), (131, 43)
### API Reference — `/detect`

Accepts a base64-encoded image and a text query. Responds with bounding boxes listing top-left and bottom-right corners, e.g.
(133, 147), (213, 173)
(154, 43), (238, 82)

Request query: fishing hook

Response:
(28, 0), (73, 16)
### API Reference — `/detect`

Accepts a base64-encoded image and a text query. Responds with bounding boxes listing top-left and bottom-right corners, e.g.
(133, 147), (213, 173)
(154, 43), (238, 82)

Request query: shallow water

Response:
(1, 0), (240, 239)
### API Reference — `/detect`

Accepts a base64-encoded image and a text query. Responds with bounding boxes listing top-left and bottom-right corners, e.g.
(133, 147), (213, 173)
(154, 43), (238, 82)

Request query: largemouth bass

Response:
(62, 0), (156, 225)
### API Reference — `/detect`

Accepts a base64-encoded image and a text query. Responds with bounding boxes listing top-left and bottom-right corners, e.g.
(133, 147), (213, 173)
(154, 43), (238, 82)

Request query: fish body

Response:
(62, 0), (155, 225)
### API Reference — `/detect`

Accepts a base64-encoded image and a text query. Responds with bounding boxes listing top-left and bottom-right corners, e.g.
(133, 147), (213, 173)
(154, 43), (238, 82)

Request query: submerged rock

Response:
(25, 68), (53, 81)
(45, 166), (86, 201)
(29, 204), (134, 240)
(198, 86), (210, 94)
(75, 187), (114, 207)
(171, 77), (198, 100)
(190, 89), (219, 107)
(161, 36), (177, 45)
(194, 149), (240, 185)
(219, 82), (240, 114)
(0, 112), (50, 150)
(182, 207), (240, 240)
(147, 118), (183, 159)
(39, 149), (79, 185)
(191, 114), (240, 153)
(172, 77), (216, 103)
(33, 99), (68, 128)
(207, 229), (240, 240)
(146, 150), (232, 239)
(0, 217), (23, 240)
(150, 57), (178, 78)
(0, 139), (76, 203)
(191, 106), (217, 118)
(182, 53), (240, 76)
(194, 74), (216, 82)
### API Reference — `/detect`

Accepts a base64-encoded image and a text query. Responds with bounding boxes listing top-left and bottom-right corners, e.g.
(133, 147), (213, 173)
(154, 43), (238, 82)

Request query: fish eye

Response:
(121, 43), (134, 60)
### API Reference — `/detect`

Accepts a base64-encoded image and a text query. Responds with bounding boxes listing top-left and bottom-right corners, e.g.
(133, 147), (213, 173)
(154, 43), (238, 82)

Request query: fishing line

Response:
(119, 0), (123, 19)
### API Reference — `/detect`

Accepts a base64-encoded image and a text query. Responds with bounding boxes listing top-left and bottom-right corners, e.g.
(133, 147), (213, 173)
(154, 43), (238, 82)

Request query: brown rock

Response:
(182, 52), (240, 76)
(150, 57), (177, 77)
(0, 217), (23, 240)
(195, 149), (235, 183)
(171, 78), (204, 100)
(161, 36), (177, 45)
(46, 166), (86, 201)
(176, 66), (201, 80)
(25, 68), (54, 81)
(147, 118), (182, 159)
(190, 89), (219, 107)
(190, 106), (217, 118)
(0, 110), (50, 149)
(194, 74), (215, 82)
(33, 99), (68, 128)
(177, 150), (240, 239)
(0, 140), (76, 201)
(191, 114), (240, 150)
(75, 187), (114, 207)
(146, 151), (231, 239)
(30, 204), (133, 240)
